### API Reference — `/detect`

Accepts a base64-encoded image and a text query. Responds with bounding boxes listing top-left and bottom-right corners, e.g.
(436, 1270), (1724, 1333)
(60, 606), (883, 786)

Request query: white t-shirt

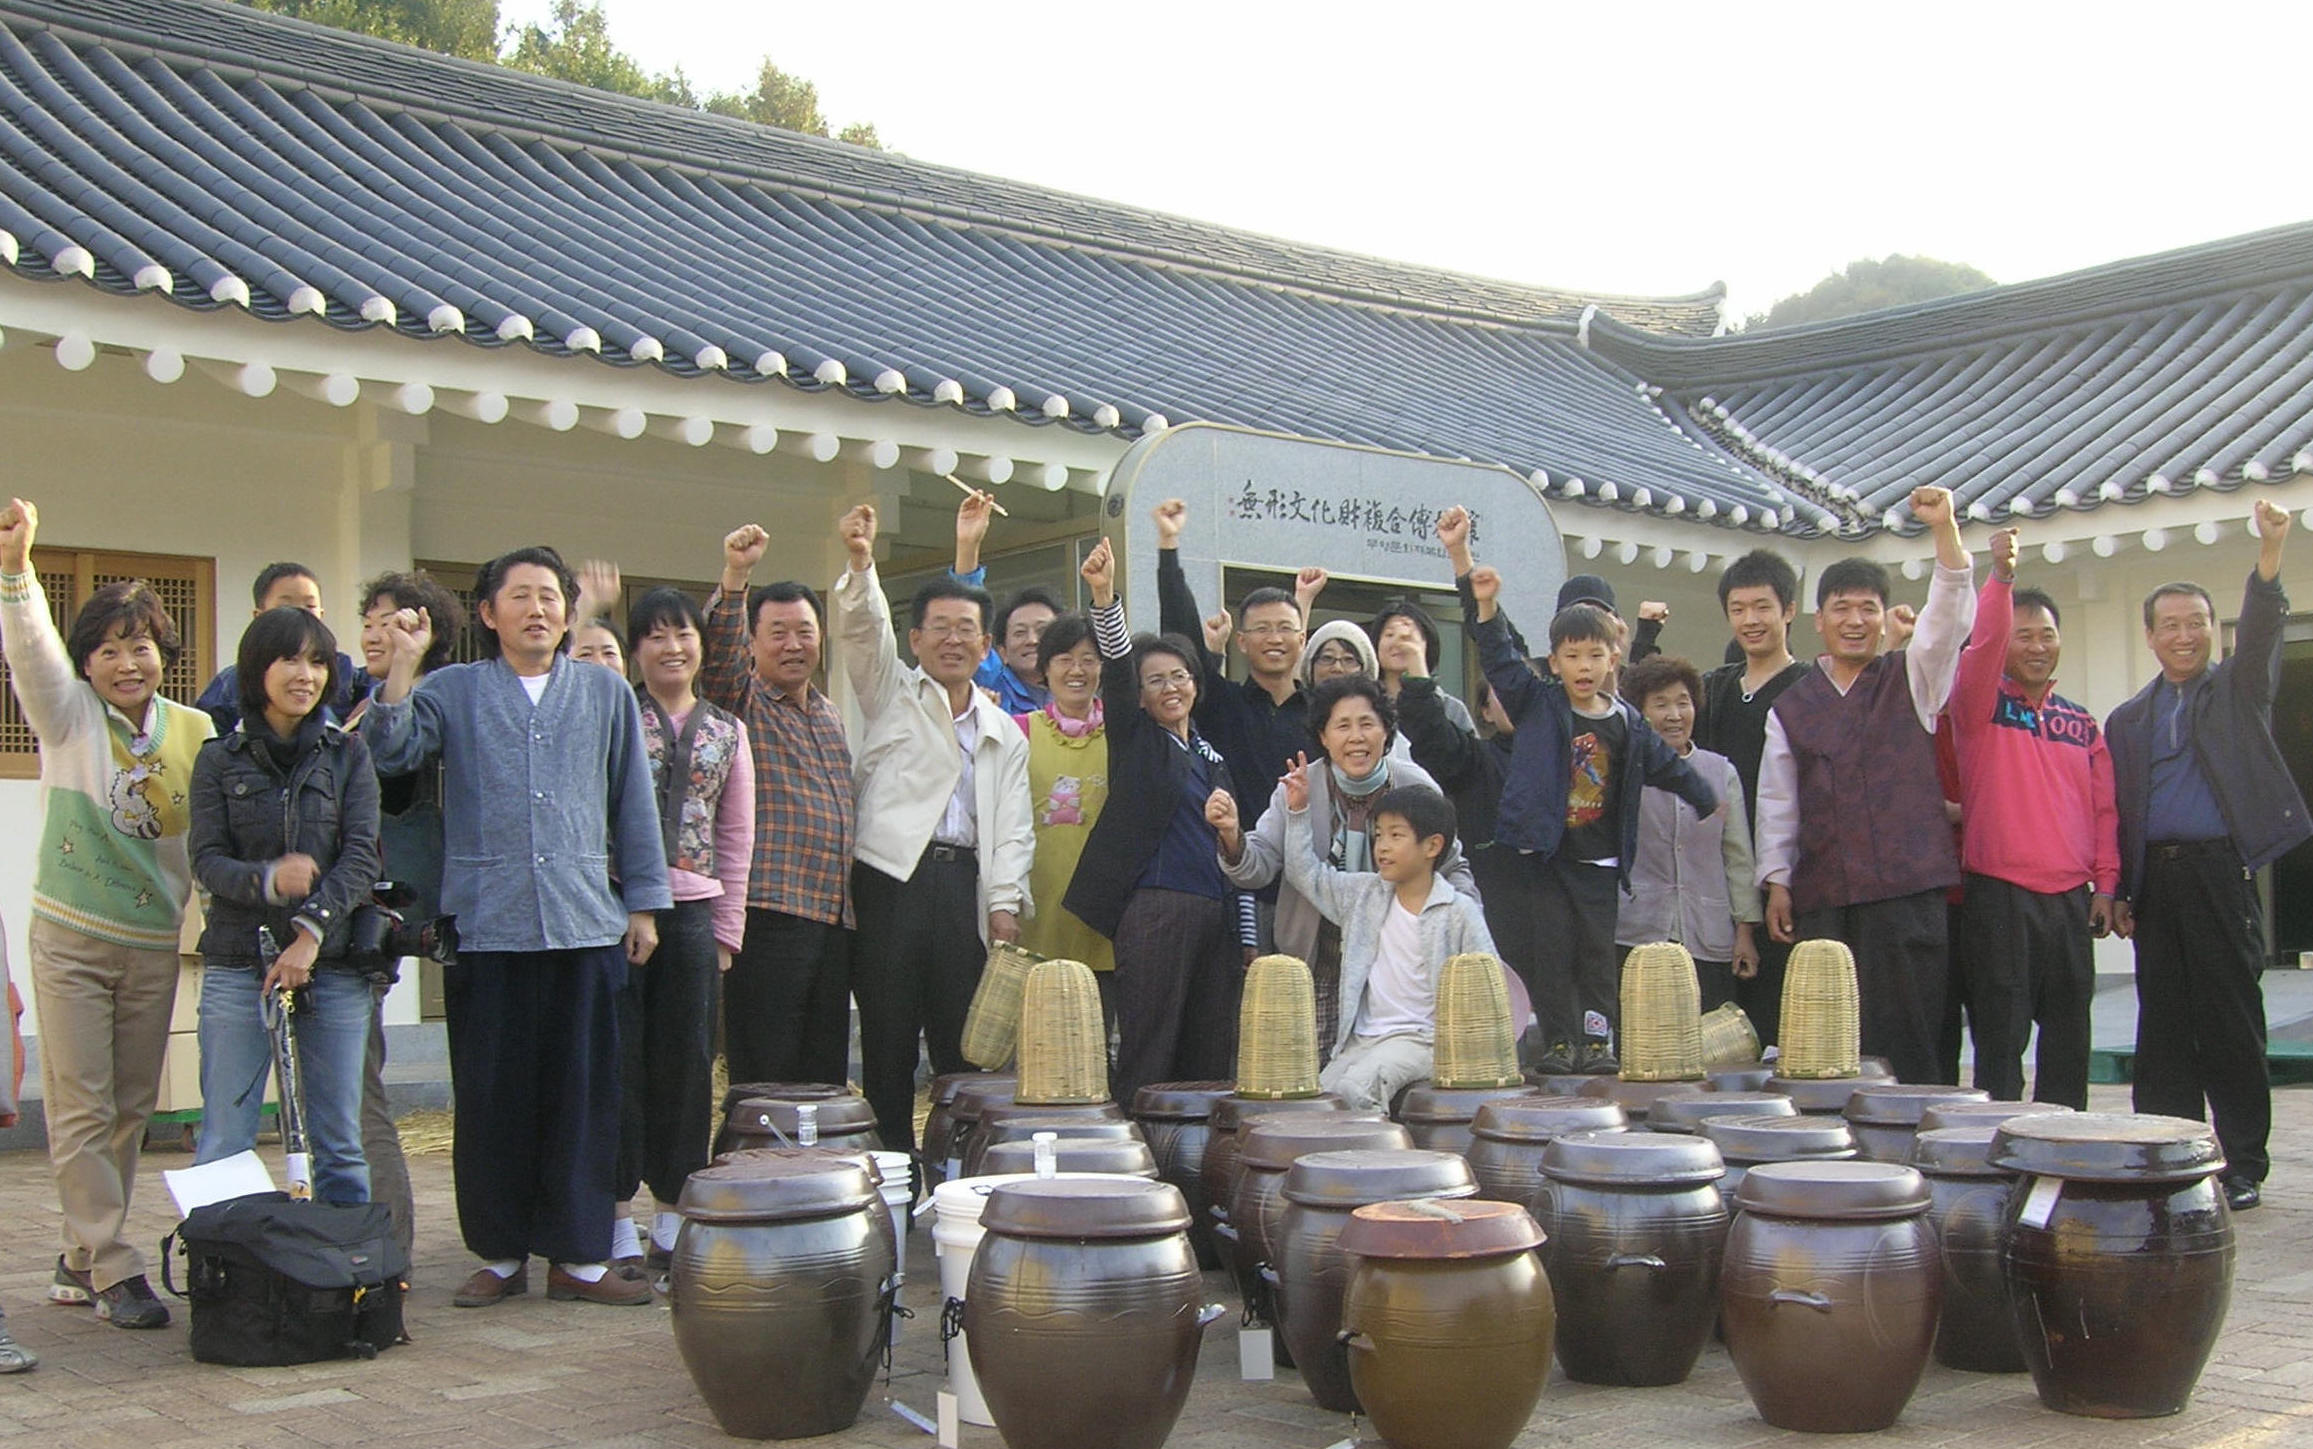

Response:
(1357, 898), (1432, 1041)
(934, 707), (979, 847)
(519, 672), (551, 704)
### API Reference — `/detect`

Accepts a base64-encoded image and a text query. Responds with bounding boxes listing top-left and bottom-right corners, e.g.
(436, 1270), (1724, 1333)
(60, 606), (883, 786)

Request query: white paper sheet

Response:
(163, 1150), (277, 1215)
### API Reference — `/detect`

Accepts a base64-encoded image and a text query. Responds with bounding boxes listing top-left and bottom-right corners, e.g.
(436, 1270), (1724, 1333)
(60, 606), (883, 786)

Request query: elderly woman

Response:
(1067, 542), (1247, 1106)
(1212, 676), (1477, 1056)
(1013, 613), (1115, 986)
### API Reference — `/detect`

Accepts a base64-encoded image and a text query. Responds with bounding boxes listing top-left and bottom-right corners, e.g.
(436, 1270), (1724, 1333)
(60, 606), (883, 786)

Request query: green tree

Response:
(504, 0), (688, 105)
(1747, 256), (1996, 331)
(243, 0), (499, 61)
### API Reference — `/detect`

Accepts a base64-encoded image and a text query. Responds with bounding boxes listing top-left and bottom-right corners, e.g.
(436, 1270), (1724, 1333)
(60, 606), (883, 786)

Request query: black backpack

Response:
(164, 1192), (409, 1365)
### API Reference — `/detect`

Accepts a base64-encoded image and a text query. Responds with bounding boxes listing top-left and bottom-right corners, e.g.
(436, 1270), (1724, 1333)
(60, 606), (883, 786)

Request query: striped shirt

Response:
(701, 587), (856, 928)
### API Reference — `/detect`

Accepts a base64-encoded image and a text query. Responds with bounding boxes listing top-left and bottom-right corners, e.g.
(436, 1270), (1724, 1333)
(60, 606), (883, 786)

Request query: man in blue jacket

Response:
(2106, 499), (2307, 1213)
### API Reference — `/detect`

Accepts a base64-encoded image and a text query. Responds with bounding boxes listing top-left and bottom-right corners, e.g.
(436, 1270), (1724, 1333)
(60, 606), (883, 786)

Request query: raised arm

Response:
(701, 525), (767, 716)
(1280, 763), (1360, 925)
(2231, 499), (2293, 712)
(832, 505), (907, 716)
(1084, 539), (1142, 729)
(1902, 485), (1977, 729)
(1396, 675), (1483, 794)
(0, 499), (87, 746)
(1949, 530), (2017, 734)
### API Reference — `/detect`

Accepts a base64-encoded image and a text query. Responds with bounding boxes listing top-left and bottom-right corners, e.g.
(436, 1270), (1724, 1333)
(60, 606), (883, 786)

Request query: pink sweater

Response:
(1947, 577), (2119, 897)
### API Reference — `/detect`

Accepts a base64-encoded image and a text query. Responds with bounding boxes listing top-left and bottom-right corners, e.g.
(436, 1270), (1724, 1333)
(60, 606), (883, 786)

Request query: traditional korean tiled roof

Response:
(1591, 223), (2313, 534)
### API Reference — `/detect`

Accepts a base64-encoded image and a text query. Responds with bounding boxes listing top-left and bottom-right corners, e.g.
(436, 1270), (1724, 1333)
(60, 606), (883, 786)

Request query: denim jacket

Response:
(361, 655), (672, 952)
(190, 722), (382, 965)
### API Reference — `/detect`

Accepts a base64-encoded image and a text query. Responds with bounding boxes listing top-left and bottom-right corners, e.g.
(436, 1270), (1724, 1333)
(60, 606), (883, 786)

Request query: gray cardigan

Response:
(362, 655), (671, 952)
(1220, 755), (1478, 965)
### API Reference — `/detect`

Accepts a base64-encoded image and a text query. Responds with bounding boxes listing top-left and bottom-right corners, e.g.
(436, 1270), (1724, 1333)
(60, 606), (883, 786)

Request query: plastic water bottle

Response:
(1032, 1131), (1058, 1178)
(797, 1103), (819, 1147)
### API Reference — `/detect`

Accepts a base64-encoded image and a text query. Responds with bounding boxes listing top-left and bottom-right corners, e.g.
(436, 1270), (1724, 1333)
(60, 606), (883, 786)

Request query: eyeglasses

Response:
(918, 622), (983, 642)
(1241, 622), (1300, 638)
(1141, 671), (1196, 691)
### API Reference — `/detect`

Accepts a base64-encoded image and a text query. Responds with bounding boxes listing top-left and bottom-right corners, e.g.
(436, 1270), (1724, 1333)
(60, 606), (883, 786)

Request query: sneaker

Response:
(2223, 1174), (2262, 1213)
(1532, 1042), (1576, 1076)
(1574, 1042), (1620, 1075)
(93, 1275), (170, 1330)
(546, 1264), (652, 1306)
(48, 1257), (93, 1306)
(0, 1328), (34, 1374)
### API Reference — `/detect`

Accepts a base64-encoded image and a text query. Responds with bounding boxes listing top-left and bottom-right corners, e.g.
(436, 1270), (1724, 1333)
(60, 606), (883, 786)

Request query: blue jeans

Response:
(195, 962), (374, 1204)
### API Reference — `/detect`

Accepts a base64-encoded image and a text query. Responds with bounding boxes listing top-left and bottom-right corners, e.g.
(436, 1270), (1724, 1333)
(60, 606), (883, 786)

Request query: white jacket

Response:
(831, 563), (1034, 939)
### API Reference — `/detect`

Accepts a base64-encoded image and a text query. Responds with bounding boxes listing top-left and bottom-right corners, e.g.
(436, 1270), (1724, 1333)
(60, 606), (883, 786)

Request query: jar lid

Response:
(978, 1113), (1142, 1143)
(949, 1080), (1022, 1122)
(709, 1145), (881, 1182)
(1210, 1092), (1344, 1134)
(1337, 1198), (1544, 1259)
(1470, 1098), (1627, 1144)
(1702, 1113), (1857, 1162)
(980, 1138), (1159, 1178)
(1909, 1126), (2004, 1177)
(1282, 1149), (1479, 1206)
(677, 1155), (879, 1223)
(1843, 1083), (1991, 1126)
(1573, 1078), (1707, 1122)
(1766, 1076), (1877, 1114)
(1130, 1080), (1236, 1120)
(1541, 1128), (1724, 1186)
(979, 1177), (1190, 1239)
(1240, 1115), (1408, 1170)
(728, 1095), (880, 1142)
(1916, 1100), (2075, 1134)
(1648, 1092), (1797, 1135)
(1989, 1112), (2225, 1182)
(1394, 1084), (1541, 1125)
(722, 1080), (855, 1112)
(1733, 1160), (1932, 1220)
(929, 1072), (1015, 1108)
(1704, 1066), (1777, 1092)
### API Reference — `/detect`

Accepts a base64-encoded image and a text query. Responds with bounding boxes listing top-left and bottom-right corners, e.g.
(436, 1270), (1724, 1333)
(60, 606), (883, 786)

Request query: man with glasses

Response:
(832, 501), (1034, 1159)
(2106, 500), (2304, 1213)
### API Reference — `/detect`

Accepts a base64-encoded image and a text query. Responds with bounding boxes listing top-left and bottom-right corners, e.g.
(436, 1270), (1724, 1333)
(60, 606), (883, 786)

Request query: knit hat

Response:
(1557, 574), (1618, 614)
(1298, 619), (1379, 690)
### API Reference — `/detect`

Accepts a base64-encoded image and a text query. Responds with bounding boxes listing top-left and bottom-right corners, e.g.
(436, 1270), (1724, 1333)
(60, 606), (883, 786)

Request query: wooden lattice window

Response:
(0, 547), (215, 779)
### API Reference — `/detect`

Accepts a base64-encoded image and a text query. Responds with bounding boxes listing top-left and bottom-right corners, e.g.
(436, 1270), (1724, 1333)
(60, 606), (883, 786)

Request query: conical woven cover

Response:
(1432, 952), (1523, 1088)
(1777, 938), (1862, 1079)
(1015, 958), (1108, 1104)
(960, 941), (1042, 1069)
(1236, 954), (1321, 1099)
(1697, 1002), (1762, 1068)
(1618, 941), (1705, 1081)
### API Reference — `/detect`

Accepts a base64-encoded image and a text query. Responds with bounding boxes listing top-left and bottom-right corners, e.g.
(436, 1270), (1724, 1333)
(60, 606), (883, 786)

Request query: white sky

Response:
(498, 1), (2310, 321)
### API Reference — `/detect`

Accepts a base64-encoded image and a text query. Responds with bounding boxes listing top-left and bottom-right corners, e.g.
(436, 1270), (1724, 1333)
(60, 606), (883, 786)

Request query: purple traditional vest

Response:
(1772, 655), (1959, 917)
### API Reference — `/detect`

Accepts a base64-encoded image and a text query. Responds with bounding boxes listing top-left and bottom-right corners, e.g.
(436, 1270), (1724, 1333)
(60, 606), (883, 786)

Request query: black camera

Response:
(347, 880), (459, 978)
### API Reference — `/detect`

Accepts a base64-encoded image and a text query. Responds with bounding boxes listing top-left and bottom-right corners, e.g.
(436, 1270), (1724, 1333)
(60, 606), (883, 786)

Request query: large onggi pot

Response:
(964, 1178), (1221, 1449)
(1843, 1082), (1991, 1163)
(962, 1100), (1123, 1177)
(1646, 1090), (1795, 1137)
(669, 1155), (898, 1440)
(1534, 1129), (1726, 1387)
(1911, 1126), (2025, 1373)
(1230, 1115), (1408, 1363)
(1394, 1083), (1541, 1154)
(1273, 1149), (1478, 1413)
(1130, 1080), (1235, 1269)
(943, 1079), (1022, 1181)
(1722, 1161), (1940, 1433)
(1201, 1094), (1346, 1295)
(1340, 1199), (1554, 1449)
(721, 1093), (882, 1158)
(714, 1081), (857, 1156)
(923, 1072), (1014, 1185)
(980, 1136), (1158, 1178)
(1701, 1113), (1858, 1204)
(1992, 1112), (2234, 1419)
(1463, 1098), (1626, 1206)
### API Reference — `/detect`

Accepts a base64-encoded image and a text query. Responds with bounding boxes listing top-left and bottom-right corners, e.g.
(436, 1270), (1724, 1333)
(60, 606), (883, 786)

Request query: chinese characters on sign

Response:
(1224, 482), (1482, 561)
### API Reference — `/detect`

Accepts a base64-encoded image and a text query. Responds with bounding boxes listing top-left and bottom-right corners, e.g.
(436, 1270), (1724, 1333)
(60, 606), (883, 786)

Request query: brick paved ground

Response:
(0, 1081), (2304, 1449)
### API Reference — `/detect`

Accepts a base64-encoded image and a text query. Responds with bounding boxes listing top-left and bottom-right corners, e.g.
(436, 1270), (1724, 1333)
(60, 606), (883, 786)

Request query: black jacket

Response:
(190, 721), (383, 965)
(2107, 569), (2311, 900)
(1155, 549), (1306, 793)
(1063, 614), (1239, 941)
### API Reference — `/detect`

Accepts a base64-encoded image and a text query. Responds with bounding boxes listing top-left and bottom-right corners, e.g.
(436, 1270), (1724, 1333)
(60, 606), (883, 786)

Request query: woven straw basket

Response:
(1237, 954), (1321, 1099)
(1619, 941), (1705, 1082)
(1432, 953), (1523, 1089)
(1778, 939), (1862, 1079)
(960, 941), (1042, 1069)
(1015, 958), (1108, 1105)
(1697, 1001), (1763, 1068)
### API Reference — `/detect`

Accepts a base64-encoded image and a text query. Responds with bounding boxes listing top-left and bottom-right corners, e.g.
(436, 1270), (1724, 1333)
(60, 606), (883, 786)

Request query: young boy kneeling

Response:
(1277, 764), (1496, 1110)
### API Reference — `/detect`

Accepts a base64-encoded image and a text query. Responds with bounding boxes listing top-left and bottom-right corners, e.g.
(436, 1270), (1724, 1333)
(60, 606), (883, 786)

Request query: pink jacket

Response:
(1947, 577), (2119, 897)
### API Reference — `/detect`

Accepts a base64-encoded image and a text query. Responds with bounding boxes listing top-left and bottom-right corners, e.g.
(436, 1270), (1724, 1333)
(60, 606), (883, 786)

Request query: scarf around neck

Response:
(1040, 698), (1105, 738)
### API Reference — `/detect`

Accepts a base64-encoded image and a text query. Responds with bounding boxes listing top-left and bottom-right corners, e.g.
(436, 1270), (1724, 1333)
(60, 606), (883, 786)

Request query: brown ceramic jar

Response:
(1534, 1129), (1726, 1386)
(1200, 1094), (1346, 1277)
(1722, 1161), (1940, 1432)
(1916, 1099), (2075, 1134)
(1339, 1200), (1554, 1449)
(1844, 1083), (1991, 1162)
(1573, 1077), (1708, 1126)
(943, 1079), (1022, 1180)
(711, 1081), (862, 1156)
(979, 1136), (1158, 1178)
(1464, 1098), (1627, 1205)
(1766, 1074), (1879, 1117)
(1130, 1080), (1235, 1270)
(1992, 1112), (2235, 1418)
(1704, 1064), (1776, 1093)
(669, 1155), (899, 1440)
(1910, 1125), (2024, 1373)
(964, 1178), (1220, 1449)
(720, 1094), (881, 1158)
(1229, 1115), (1407, 1364)
(961, 1099), (1122, 1177)
(923, 1072), (1015, 1183)
(1647, 1090), (1795, 1136)
(1394, 1083), (1541, 1153)
(1272, 1149), (1478, 1413)
(969, 1112), (1145, 1166)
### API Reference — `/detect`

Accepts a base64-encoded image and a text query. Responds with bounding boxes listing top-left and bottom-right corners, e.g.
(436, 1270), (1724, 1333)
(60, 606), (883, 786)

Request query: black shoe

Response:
(48, 1256), (93, 1306)
(1574, 1042), (1620, 1075)
(2223, 1175), (2262, 1212)
(1533, 1042), (1576, 1076)
(93, 1275), (170, 1329)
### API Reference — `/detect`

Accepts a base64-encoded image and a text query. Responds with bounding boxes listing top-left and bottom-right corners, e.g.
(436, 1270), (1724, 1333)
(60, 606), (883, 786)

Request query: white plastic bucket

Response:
(931, 1171), (1140, 1427)
(867, 1150), (912, 1276)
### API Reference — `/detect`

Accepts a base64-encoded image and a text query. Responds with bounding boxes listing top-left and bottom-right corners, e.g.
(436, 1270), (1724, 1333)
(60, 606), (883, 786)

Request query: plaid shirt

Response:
(702, 587), (855, 928)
